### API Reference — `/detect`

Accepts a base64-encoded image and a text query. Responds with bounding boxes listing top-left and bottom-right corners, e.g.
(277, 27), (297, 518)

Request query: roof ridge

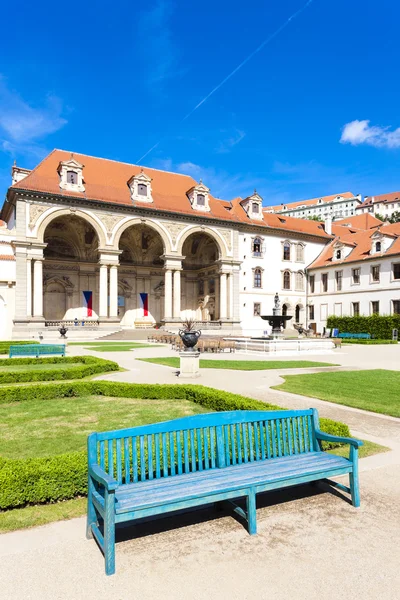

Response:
(54, 149), (196, 179)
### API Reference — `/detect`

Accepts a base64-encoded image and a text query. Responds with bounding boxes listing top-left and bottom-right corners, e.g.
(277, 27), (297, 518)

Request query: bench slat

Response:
(124, 438), (130, 484)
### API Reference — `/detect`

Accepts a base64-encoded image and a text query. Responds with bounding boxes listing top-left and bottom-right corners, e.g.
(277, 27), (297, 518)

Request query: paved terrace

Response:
(1, 343), (399, 599)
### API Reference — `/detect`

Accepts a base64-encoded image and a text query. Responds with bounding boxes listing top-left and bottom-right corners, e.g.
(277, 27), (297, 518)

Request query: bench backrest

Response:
(9, 344), (66, 358)
(88, 409), (320, 486)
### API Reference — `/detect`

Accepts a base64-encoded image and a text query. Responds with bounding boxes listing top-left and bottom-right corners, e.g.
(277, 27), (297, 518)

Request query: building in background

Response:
(307, 214), (400, 332)
(356, 191), (400, 220)
(266, 192), (363, 220)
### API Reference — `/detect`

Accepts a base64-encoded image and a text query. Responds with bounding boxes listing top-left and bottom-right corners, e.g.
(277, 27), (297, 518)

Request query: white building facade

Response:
(267, 192), (363, 221)
(356, 191), (400, 220)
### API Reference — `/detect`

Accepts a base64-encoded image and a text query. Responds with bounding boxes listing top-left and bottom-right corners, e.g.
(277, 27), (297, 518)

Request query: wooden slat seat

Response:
(114, 452), (350, 515)
(87, 408), (362, 575)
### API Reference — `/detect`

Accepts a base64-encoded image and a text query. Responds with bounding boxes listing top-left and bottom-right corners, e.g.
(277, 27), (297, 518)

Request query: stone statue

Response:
(274, 293), (280, 311)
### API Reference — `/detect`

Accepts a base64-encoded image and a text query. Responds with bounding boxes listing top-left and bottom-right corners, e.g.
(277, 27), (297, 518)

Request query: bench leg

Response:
(246, 489), (257, 535)
(349, 447), (360, 508)
(104, 490), (116, 576)
(86, 480), (96, 539)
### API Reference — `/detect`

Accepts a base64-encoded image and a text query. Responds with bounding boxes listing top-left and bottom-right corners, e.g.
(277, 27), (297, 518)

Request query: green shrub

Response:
(0, 356), (119, 384)
(327, 315), (400, 340)
(340, 339), (397, 345)
(0, 382), (352, 509)
(0, 340), (36, 355)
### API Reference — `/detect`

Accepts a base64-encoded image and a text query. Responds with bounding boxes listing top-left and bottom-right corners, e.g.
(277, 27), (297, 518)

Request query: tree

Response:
(307, 215), (323, 222)
(388, 211), (400, 224)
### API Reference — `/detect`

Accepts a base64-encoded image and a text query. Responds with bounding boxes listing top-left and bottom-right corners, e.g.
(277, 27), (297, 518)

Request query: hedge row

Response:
(0, 356), (119, 384)
(0, 340), (36, 355)
(327, 315), (400, 340)
(0, 382), (351, 509)
(341, 339), (398, 345)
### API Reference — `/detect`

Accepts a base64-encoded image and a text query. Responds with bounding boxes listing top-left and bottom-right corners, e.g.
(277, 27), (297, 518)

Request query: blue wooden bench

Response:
(9, 344), (66, 358)
(87, 409), (362, 575)
(337, 333), (371, 339)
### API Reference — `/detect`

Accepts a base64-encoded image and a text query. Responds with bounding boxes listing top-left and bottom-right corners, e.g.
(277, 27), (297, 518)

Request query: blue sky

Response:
(0, 0), (399, 207)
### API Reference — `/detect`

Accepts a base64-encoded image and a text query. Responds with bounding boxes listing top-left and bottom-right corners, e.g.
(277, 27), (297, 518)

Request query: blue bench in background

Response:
(337, 333), (371, 339)
(9, 344), (66, 358)
(87, 408), (363, 575)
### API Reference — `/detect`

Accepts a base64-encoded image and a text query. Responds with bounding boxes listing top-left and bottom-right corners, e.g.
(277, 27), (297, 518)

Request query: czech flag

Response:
(83, 291), (93, 317)
(140, 293), (149, 317)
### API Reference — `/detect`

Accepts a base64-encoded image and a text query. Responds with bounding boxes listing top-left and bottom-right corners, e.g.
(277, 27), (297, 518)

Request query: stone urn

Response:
(179, 320), (201, 351)
(59, 326), (68, 339)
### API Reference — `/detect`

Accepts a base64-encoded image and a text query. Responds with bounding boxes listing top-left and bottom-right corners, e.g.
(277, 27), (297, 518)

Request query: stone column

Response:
(164, 269), (173, 319)
(228, 273), (234, 319)
(99, 264), (108, 317)
(173, 270), (181, 319)
(109, 265), (119, 318)
(219, 272), (227, 319)
(26, 258), (32, 317)
(33, 259), (43, 317)
(232, 268), (241, 322)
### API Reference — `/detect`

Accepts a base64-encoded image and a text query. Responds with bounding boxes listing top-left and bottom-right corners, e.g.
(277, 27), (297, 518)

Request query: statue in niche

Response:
(197, 295), (211, 321)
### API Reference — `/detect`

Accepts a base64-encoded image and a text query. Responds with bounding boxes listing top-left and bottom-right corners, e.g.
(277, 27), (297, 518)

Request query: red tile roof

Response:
(268, 192), (355, 212)
(309, 221), (400, 269)
(0, 254), (14, 261)
(360, 191), (400, 207)
(9, 149), (332, 239)
(332, 213), (382, 235)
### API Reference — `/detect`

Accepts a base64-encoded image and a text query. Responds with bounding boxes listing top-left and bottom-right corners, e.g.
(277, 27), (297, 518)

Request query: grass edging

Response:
(0, 356), (119, 384)
(0, 381), (351, 510)
(138, 357), (338, 370)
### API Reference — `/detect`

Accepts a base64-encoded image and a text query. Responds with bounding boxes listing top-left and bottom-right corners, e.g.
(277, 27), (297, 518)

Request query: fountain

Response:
(260, 293), (292, 339)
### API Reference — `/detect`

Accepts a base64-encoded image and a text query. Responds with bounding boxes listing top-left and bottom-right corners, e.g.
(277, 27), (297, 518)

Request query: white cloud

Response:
(340, 119), (400, 149)
(0, 76), (67, 160)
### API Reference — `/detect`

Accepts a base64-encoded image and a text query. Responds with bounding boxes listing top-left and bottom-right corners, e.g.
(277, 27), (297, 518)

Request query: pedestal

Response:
(179, 351), (200, 378)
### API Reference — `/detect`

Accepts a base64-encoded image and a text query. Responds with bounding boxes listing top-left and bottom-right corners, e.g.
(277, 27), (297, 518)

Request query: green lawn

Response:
(0, 438), (389, 533)
(69, 342), (157, 351)
(274, 369), (400, 417)
(139, 357), (337, 370)
(0, 396), (208, 459)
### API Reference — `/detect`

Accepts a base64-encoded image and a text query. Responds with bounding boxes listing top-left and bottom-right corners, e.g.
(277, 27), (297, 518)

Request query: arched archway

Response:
(117, 224), (166, 326)
(42, 215), (100, 320)
(176, 225), (226, 260)
(37, 208), (107, 248)
(181, 232), (221, 321)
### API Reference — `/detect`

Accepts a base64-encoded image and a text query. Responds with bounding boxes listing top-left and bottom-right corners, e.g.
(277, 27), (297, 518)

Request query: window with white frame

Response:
(371, 265), (380, 283)
(322, 273), (328, 292)
(308, 305), (315, 320)
(352, 268), (360, 284)
(253, 302), (261, 316)
(393, 263), (400, 280)
(283, 241), (291, 261)
(352, 302), (360, 316)
(393, 300), (400, 314)
(335, 270), (343, 291)
(296, 243), (304, 262)
(371, 301), (379, 315)
(309, 274), (315, 293)
(295, 271), (304, 291)
(253, 268), (262, 288)
(252, 237), (262, 257)
(283, 270), (291, 290)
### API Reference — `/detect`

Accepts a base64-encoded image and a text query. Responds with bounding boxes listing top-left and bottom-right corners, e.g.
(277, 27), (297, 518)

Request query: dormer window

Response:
(376, 241), (381, 252)
(252, 202), (259, 213)
(187, 182), (211, 212)
(336, 250), (342, 260)
(240, 192), (263, 220)
(67, 171), (77, 184)
(58, 157), (85, 192)
(128, 170), (153, 203)
(138, 183), (148, 196)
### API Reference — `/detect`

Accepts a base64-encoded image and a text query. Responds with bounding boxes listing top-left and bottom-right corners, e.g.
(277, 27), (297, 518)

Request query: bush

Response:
(0, 382), (352, 509)
(0, 340), (36, 355)
(0, 356), (119, 384)
(340, 339), (398, 345)
(327, 315), (400, 340)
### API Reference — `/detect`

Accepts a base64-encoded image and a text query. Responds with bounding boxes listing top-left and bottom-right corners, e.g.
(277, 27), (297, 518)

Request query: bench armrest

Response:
(89, 464), (119, 491)
(315, 430), (363, 449)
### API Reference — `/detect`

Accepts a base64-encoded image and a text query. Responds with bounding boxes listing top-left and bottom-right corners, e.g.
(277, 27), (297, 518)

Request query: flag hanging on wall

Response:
(139, 293), (149, 317)
(83, 291), (93, 317)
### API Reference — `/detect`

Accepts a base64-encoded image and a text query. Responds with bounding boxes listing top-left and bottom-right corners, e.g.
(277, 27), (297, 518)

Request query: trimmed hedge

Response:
(0, 381), (351, 509)
(0, 340), (36, 355)
(0, 356), (119, 384)
(327, 315), (400, 340)
(341, 339), (398, 345)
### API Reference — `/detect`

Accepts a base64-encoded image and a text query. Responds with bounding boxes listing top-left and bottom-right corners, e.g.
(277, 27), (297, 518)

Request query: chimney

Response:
(324, 215), (332, 235)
